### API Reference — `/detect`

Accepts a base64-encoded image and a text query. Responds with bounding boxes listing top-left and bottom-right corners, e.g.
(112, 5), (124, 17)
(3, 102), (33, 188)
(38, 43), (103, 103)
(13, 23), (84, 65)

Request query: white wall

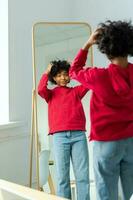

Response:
(0, 126), (30, 185)
(0, 0), (9, 122)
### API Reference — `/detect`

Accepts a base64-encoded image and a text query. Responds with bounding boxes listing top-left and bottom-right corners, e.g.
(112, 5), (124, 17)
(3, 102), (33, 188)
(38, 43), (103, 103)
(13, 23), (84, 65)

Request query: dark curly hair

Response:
(96, 20), (133, 59)
(48, 60), (70, 84)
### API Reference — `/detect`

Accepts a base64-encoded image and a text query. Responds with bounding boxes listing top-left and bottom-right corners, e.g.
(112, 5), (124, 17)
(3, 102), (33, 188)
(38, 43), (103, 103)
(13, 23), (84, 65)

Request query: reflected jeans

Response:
(93, 137), (133, 200)
(53, 131), (90, 200)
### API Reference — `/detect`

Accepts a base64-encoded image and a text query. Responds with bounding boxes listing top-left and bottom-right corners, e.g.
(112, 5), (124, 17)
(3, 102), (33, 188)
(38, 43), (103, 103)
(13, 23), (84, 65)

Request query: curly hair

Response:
(48, 60), (70, 84)
(96, 20), (133, 59)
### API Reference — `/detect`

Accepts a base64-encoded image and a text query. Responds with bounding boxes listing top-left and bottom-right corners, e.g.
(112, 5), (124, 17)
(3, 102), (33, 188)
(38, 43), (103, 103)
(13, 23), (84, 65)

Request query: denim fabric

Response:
(53, 131), (90, 200)
(93, 137), (133, 200)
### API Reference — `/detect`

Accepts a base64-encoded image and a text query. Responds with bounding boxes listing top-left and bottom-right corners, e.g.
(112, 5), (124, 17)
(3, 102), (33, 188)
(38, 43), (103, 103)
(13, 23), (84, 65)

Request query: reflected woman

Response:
(38, 60), (90, 200)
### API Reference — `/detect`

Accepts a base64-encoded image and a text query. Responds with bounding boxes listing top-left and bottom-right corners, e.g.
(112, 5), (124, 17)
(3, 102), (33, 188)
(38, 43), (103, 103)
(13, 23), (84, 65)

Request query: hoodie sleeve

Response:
(69, 49), (96, 90)
(74, 85), (89, 99)
(37, 73), (52, 103)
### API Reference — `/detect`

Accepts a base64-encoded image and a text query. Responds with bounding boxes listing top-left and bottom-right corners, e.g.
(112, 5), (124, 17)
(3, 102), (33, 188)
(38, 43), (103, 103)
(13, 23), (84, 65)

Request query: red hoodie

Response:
(38, 73), (88, 134)
(69, 49), (133, 141)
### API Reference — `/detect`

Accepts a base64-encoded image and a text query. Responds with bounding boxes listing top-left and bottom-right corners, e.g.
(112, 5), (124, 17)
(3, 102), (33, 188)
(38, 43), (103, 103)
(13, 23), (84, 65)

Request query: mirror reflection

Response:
(31, 22), (93, 197)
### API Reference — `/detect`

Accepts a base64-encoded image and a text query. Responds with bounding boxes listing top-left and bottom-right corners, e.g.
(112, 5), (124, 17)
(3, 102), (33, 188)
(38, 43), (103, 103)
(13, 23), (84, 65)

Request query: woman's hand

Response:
(46, 63), (52, 74)
(82, 29), (101, 50)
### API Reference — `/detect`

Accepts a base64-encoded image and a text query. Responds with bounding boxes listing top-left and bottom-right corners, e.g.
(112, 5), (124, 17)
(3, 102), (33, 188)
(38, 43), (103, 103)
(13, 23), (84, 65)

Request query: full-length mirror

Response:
(30, 22), (93, 192)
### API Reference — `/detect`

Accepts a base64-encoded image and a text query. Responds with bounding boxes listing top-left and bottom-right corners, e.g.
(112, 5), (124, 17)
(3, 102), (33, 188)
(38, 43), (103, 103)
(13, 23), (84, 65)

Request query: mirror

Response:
(30, 22), (93, 191)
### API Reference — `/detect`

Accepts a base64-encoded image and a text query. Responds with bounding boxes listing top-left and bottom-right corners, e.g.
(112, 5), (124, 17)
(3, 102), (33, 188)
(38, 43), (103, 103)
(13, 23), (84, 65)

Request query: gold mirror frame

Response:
(29, 22), (93, 192)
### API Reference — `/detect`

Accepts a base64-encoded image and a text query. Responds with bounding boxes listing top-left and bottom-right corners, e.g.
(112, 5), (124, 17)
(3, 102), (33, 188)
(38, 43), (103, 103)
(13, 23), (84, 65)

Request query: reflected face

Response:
(53, 70), (70, 86)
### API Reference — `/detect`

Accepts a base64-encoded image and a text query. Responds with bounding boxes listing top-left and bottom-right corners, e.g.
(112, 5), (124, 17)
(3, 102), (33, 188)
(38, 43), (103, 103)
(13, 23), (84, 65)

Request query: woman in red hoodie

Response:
(69, 20), (133, 200)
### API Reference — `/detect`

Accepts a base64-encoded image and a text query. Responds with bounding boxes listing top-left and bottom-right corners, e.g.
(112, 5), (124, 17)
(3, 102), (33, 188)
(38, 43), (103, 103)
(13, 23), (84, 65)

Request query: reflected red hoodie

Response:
(38, 73), (88, 134)
(69, 49), (133, 141)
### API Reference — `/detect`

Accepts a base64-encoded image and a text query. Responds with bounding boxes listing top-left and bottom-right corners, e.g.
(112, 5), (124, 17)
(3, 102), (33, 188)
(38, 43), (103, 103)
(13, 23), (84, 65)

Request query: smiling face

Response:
(53, 70), (70, 86)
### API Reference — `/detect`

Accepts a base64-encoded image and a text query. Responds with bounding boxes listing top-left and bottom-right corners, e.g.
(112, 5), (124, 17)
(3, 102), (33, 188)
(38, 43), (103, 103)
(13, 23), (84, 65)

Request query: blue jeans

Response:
(53, 131), (90, 200)
(93, 137), (133, 200)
